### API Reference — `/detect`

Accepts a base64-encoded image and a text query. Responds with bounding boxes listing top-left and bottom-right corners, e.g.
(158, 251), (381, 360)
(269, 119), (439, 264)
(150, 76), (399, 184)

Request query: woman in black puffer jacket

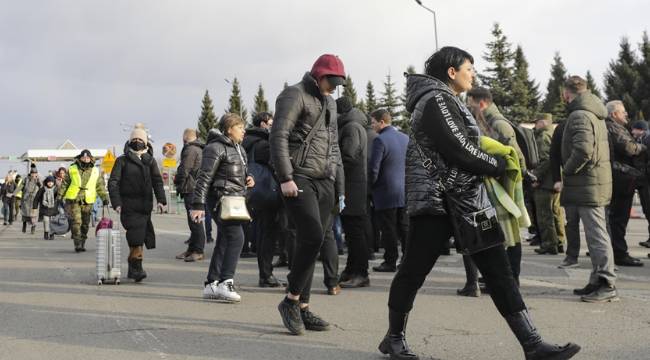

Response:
(191, 113), (255, 303)
(378, 47), (580, 360)
(108, 128), (167, 283)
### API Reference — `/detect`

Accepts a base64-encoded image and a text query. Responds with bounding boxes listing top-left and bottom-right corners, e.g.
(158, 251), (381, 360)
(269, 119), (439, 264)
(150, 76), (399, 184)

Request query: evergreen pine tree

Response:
(585, 71), (602, 98)
(197, 90), (217, 142)
(398, 65), (417, 132)
(542, 52), (568, 120)
(252, 84), (270, 117)
(510, 45), (539, 122)
(381, 73), (399, 119)
(604, 37), (642, 119)
(226, 77), (249, 123)
(342, 76), (359, 107)
(479, 23), (516, 114)
(365, 81), (378, 114)
(357, 100), (367, 114)
(635, 31), (650, 119)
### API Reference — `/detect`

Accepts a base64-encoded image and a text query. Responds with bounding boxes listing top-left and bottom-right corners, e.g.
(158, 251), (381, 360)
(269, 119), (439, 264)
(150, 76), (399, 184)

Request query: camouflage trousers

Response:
(66, 202), (93, 248)
(533, 189), (566, 249)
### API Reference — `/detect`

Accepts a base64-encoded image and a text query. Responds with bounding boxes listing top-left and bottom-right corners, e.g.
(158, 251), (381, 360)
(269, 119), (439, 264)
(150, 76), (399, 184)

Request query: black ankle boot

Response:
(30, 225), (36, 234)
(378, 310), (419, 360)
(44, 232), (49, 240)
(22, 222), (27, 233)
(128, 259), (147, 282)
(505, 310), (580, 360)
(458, 256), (480, 297)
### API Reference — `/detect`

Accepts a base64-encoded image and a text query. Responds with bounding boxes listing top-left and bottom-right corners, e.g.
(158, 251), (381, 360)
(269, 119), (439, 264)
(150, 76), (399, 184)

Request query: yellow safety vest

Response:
(64, 165), (99, 204)
(15, 178), (23, 199)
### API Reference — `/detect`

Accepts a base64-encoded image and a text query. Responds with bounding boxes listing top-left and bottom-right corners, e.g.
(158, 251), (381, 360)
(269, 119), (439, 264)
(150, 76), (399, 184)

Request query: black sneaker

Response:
(615, 255), (644, 267)
(373, 262), (397, 272)
(581, 284), (619, 303)
(278, 298), (304, 335)
(300, 308), (330, 331)
(259, 275), (283, 288)
(573, 283), (599, 296)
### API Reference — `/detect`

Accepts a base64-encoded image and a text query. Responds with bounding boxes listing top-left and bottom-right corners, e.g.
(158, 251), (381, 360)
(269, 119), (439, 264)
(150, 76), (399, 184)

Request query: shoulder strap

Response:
(303, 100), (328, 148)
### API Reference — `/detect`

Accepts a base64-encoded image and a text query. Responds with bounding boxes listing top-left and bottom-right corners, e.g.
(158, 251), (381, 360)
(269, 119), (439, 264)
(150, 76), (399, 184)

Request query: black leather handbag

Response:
(445, 182), (504, 255)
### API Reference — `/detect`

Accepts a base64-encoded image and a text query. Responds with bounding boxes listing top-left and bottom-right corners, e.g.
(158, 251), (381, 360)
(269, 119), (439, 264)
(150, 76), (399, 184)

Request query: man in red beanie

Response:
(270, 54), (347, 335)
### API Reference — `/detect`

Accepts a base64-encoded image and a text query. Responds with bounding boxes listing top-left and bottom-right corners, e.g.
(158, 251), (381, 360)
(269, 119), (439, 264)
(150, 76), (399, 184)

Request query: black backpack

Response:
(504, 119), (539, 169)
(245, 142), (281, 211)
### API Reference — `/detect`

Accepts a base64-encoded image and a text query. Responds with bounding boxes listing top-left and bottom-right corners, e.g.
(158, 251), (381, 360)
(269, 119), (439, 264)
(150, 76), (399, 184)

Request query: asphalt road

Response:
(1, 213), (649, 360)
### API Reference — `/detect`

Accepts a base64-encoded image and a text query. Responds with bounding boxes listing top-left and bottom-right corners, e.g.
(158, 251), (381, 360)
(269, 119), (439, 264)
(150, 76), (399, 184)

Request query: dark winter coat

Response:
(270, 72), (343, 187)
(242, 127), (271, 165)
(532, 125), (554, 190)
(1, 182), (16, 204)
(560, 91), (612, 207)
(606, 118), (646, 194)
(32, 186), (59, 217)
(369, 126), (409, 211)
(192, 129), (249, 211)
(483, 103), (527, 171)
(174, 140), (204, 196)
(337, 107), (368, 215)
(550, 120), (566, 183)
(108, 151), (166, 249)
(404, 74), (504, 217)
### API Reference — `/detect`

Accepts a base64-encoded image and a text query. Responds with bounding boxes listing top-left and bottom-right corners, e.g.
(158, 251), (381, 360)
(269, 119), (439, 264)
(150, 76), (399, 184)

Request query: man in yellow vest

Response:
(58, 149), (109, 252)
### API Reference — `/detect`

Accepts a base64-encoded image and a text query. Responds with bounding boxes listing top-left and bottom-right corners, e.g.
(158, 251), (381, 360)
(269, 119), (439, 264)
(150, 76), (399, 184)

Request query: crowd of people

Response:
(3, 47), (650, 360)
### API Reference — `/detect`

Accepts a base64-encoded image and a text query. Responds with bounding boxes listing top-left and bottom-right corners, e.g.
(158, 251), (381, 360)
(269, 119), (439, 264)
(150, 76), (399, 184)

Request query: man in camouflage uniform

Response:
(58, 150), (109, 252)
(532, 114), (566, 254)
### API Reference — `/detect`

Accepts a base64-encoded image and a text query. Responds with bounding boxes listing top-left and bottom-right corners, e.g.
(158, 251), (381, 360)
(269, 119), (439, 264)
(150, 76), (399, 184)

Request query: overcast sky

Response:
(1, 0), (648, 157)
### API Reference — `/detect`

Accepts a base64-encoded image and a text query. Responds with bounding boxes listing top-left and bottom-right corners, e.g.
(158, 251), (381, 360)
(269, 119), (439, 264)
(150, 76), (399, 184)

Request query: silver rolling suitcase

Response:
(96, 223), (121, 285)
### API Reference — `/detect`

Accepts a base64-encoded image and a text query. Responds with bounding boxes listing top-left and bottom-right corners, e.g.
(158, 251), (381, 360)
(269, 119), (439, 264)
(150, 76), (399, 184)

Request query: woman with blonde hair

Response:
(191, 113), (255, 303)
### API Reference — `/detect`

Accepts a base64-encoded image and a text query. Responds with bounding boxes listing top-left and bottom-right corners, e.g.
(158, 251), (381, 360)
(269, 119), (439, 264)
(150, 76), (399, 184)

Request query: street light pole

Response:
(414, 0), (439, 51)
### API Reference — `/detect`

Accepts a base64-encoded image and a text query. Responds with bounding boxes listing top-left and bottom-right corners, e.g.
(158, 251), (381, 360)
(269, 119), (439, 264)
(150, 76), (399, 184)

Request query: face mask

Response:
(129, 141), (147, 151)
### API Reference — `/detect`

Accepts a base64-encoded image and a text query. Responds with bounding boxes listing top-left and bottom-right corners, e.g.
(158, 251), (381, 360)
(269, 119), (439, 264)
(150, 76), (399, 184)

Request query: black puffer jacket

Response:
(606, 118), (646, 193)
(192, 129), (248, 211)
(405, 74), (504, 216)
(337, 107), (368, 216)
(242, 127), (271, 165)
(174, 140), (204, 196)
(270, 72), (342, 184)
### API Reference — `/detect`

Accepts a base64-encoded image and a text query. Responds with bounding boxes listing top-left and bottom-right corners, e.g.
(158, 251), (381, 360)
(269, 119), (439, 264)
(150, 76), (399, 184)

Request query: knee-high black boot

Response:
(505, 309), (580, 360)
(378, 309), (419, 360)
(507, 243), (522, 287)
(22, 222), (27, 233)
(457, 255), (480, 297)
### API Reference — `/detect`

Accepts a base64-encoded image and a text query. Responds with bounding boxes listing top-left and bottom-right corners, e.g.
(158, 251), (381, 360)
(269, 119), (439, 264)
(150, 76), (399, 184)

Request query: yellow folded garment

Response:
(480, 136), (531, 247)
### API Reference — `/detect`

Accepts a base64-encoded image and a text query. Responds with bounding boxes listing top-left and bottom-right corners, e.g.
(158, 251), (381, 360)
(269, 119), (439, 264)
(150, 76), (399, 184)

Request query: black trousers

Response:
(206, 219), (244, 283)
(366, 197), (380, 253)
(388, 215), (526, 317)
(320, 213), (339, 288)
(285, 177), (335, 304)
(184, 196), (206, 253)
(342, 214), (369, 276)
(376, 207), (409, 266)
(637, 185), (650, 236)
(609, 188), (635, 259)
(255, 206), (289, 279)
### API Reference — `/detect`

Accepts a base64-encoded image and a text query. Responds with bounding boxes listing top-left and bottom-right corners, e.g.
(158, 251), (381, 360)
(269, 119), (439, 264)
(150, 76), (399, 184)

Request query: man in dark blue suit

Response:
(368, 109), (409, 272)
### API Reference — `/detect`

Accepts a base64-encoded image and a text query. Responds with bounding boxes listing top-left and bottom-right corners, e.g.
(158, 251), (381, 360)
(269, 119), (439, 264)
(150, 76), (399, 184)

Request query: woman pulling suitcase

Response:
(108, 128), (167, 282)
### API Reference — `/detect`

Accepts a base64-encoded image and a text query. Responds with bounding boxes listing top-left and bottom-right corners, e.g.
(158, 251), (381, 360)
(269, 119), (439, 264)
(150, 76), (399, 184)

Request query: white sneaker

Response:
(203, 281), (220, 299)
(216, 279), (241, 303)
